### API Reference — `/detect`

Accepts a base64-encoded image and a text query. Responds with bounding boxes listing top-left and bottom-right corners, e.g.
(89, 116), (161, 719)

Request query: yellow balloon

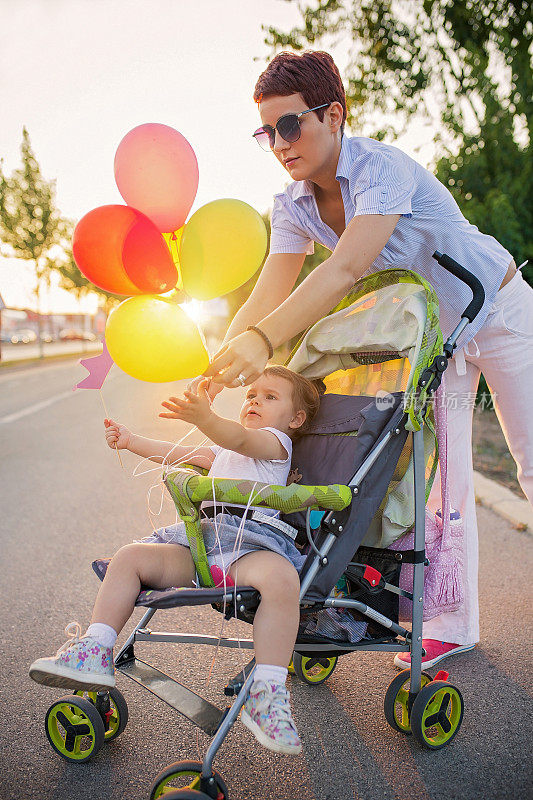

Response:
(106, 296), (209, 383)
(180, 199), (267, 300)
(162, 226), (184, 290)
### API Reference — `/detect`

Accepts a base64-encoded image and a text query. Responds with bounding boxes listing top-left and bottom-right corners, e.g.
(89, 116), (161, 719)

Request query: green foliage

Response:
(0, 127), (63, 293)
(264, 1), (531, 143)
(435, 106), (532, 285)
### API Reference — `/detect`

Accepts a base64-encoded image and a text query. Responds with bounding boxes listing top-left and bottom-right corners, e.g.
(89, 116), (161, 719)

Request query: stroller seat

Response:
(92, 557), (260, 609)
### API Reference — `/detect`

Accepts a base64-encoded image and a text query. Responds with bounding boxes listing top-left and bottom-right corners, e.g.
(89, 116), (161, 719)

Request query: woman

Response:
(200, 50), (533, 670)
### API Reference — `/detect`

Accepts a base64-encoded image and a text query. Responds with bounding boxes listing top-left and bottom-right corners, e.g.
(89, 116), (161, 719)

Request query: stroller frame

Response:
(50, 253), (483, 797)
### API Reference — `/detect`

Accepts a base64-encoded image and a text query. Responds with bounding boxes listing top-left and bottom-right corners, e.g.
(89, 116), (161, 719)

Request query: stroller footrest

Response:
(117, 657), (226, 736)
(224, 656), (256, 696)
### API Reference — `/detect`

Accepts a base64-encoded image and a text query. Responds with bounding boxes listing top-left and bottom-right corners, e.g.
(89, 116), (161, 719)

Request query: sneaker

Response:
(394, 639), (476, 670)
(29, 622), (115, 691)
(241, 680), (302, 755)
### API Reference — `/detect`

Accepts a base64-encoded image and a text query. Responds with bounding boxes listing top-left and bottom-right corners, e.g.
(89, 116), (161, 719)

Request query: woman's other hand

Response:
(104, 418), (132, 450)
(203, 330), (269, 388)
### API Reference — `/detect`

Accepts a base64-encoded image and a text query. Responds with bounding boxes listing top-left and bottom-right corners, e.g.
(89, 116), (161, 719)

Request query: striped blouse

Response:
(269, 134), (512, 348)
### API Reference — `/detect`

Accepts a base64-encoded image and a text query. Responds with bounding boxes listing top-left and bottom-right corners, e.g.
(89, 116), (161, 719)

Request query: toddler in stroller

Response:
(30, 365), (321, 755)
(30, 257), (484, 797)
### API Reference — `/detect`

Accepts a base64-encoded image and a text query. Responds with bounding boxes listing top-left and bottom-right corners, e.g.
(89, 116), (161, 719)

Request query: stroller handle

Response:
(433, 251), (485, 322)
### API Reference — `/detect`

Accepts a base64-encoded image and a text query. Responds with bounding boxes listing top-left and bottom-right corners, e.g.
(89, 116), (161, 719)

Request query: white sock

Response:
(85, 623), (118, 649)
(253, 663), (288, 686)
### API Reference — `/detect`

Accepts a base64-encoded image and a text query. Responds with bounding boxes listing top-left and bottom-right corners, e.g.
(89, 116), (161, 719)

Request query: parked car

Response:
(39, 331), (54, 343)
(10, 329), (37, 344)
(58, 329), (97, 342)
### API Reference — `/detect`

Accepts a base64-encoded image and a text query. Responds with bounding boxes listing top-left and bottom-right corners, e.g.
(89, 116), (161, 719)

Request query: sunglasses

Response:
(253, 103), (331, 151)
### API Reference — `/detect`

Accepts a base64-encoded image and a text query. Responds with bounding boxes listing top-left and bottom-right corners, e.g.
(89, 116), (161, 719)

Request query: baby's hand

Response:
(104, 418), (132, 450)
(160, 379), (213, 427)
(187, 375), (222, 402)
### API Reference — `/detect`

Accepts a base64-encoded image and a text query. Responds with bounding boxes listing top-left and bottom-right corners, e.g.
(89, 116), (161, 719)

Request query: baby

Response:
(29, 365), (320, 756)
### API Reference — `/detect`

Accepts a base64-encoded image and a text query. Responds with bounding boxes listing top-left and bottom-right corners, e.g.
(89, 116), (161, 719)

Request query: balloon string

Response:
(99, 389), (124, 469)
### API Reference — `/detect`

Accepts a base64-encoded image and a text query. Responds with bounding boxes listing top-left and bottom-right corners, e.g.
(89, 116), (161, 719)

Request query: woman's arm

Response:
(187, 252), (306, 399)
(260, 213), (400, 345)
(204, 213), (401, 386)
(222, 252), (307, 342)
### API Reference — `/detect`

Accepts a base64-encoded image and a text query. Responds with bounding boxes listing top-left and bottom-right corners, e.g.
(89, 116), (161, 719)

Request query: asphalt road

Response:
(1, 357), (532, 800)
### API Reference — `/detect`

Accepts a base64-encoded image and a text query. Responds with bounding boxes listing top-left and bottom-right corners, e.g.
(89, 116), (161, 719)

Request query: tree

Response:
(435, 103), (532, 284)
(263, 1), (531, 145)
(0, 127), (63, 355)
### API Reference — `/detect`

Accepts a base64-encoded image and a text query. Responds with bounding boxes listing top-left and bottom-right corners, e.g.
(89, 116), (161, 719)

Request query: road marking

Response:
(0, 390), (74, 423)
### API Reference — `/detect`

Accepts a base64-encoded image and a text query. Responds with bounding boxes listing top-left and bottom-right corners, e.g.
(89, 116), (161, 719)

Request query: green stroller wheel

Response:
(292, 653), (338, 685)
(150, 760), (229, 800)
(383, 669), (433, 734)
(287, 657), (295, 674)
(73, 688), (129, 741)
(410, 680), (464, 749)
(45, 694), (105, 762)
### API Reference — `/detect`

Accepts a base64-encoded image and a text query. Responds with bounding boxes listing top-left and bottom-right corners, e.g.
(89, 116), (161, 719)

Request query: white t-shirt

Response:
(202, 427), (292, 518)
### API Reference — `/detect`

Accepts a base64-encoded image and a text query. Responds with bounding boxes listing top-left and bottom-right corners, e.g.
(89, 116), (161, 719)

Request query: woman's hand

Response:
(160, 379), (214, 427)
(203, 330), (269, 387)
(104, 418), (132, 450)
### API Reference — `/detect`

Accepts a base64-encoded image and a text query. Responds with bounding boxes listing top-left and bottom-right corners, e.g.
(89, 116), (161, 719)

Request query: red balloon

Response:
(72, 205), (179, 295)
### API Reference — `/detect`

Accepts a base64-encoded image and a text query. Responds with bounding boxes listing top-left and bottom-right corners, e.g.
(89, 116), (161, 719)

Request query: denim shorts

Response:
(140, 512), (306, 574)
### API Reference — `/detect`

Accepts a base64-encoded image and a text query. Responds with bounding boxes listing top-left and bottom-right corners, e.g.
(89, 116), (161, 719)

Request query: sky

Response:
(0, 0), (437, 314)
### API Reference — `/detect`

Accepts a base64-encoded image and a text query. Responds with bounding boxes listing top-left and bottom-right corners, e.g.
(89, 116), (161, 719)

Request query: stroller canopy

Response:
(287, 269), (442, 432)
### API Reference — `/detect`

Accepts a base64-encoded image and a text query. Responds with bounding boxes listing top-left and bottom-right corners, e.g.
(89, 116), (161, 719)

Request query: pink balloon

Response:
(114, 123), (199, 232)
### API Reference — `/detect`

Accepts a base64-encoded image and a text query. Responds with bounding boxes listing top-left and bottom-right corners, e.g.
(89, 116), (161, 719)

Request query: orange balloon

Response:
(72, 205), (178, 295)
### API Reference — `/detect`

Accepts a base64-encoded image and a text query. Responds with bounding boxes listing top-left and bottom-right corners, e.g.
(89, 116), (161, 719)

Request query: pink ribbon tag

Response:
(74, 339), (114, 390)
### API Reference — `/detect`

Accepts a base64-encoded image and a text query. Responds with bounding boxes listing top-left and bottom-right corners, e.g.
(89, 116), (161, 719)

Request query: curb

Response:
(473, 470), (532, 533)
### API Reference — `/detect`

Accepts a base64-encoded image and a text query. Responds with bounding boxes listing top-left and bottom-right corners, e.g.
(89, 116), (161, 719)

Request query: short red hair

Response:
(253, 50), (346, 133)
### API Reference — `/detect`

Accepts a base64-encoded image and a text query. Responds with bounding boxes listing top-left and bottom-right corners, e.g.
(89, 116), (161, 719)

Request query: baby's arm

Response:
(160, 383), (287, 461)
(104, 419), (215, 469)
(200, 416), (286, 461)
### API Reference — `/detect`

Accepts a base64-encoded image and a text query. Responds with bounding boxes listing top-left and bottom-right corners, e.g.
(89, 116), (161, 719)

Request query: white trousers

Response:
(423, 270), (533, 644)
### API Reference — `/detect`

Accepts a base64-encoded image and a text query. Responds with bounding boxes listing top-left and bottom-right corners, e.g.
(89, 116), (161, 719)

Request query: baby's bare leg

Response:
(91, 543), (195, 633)
(228, 551), (300, 667)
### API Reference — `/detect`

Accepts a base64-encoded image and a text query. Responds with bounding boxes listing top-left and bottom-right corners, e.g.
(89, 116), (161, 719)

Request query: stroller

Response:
(42, 252), (485, 800)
